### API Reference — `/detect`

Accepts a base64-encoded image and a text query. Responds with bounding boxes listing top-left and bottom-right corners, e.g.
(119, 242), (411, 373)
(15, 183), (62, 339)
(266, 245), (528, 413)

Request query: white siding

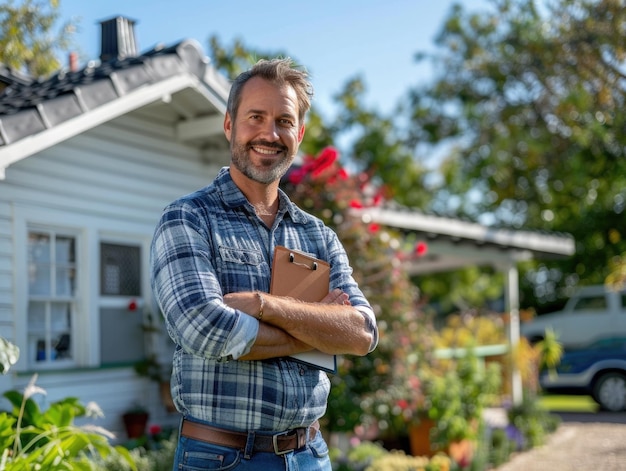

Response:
(7, 116), (226, 224)
(0, 203), (13, 337)
(0, 112), (228, 435)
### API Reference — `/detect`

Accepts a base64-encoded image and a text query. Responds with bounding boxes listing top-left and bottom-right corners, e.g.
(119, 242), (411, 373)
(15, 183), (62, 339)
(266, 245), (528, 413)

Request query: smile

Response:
(251, 146), (284, 156)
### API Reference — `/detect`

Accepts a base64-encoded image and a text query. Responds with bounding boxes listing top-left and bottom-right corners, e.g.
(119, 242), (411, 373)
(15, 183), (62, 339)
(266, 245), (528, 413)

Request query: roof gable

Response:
(0, 26), (231, 178)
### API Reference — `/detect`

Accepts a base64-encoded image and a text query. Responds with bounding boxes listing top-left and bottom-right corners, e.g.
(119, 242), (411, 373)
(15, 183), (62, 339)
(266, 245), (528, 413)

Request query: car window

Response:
(571, 294), (606, 311)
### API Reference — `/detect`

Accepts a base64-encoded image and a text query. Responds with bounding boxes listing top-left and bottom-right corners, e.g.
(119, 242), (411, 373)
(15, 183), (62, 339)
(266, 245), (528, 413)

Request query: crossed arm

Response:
(223, 289), (374, 360)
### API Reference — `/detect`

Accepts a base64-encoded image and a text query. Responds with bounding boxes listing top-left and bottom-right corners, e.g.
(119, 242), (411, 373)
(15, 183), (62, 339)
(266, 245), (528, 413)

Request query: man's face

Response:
(224, 76), (305, 184)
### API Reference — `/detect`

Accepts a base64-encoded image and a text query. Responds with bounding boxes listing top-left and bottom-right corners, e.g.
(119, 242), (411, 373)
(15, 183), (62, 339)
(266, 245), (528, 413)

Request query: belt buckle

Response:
(272, 430), (294, 455)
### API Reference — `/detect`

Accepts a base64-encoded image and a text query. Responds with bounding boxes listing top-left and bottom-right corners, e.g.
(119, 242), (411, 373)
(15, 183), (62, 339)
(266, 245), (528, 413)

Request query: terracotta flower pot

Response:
(409, 417), (436, 457)
(409, 418), (475, 466)
(122, 411), (149, 439)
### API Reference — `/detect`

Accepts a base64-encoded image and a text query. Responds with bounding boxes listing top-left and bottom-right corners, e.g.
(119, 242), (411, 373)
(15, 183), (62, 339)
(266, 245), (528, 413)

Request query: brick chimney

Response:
(99, 16), (138, 62)
(68, 52), (78, 72)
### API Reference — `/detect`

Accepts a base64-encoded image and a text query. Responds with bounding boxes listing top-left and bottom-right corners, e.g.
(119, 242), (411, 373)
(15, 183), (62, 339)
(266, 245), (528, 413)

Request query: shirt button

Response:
(299, 366), (305, 375)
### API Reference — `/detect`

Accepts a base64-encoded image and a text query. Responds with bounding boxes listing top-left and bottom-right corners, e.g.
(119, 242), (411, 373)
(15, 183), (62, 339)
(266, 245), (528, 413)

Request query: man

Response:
(151, 58), (378, 470)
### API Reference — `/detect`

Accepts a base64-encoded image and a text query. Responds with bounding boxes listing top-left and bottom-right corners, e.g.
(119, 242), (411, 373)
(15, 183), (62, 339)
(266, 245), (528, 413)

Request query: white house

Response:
(0, 17), (231, 437)
(0, 16), (575, 439)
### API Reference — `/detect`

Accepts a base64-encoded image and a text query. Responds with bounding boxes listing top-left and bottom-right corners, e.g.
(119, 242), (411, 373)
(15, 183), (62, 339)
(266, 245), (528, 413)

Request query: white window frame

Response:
(25, 226), (79, 369)
(14, 206), (89, 372)
(14, 204), (154, 372)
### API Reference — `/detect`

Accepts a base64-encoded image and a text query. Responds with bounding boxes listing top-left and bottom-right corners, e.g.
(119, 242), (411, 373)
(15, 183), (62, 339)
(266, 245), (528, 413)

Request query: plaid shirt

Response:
(151, 167), (376, 432)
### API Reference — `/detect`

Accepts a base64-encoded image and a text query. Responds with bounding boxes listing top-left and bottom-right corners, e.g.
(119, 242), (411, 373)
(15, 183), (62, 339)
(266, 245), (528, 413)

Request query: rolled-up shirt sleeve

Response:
(326, 231), (378, 353)
(151, 203), (258, 360)
(356, 305), (378, 352)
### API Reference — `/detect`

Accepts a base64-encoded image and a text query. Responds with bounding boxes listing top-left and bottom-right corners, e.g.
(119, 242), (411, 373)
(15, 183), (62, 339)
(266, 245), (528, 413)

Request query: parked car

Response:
(521, 284), (626, 349)
(539, 337), (626, 411)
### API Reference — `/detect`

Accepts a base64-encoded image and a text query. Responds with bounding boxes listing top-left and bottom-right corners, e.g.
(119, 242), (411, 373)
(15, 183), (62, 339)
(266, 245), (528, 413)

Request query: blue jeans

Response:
(172, 430), (331, 470)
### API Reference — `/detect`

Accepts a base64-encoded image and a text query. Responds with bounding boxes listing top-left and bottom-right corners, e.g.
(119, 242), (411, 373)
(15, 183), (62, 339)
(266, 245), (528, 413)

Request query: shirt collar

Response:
(215, 167), (311, 224)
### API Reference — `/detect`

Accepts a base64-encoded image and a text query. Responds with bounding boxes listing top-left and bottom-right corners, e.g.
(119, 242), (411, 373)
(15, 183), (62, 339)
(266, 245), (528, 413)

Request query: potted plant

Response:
(122, 403), (150, 439)
(417, 349), (501, 466)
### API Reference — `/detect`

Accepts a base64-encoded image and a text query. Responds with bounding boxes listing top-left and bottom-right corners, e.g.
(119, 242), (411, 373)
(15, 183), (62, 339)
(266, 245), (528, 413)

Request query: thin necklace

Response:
(254, 204), (277, 217)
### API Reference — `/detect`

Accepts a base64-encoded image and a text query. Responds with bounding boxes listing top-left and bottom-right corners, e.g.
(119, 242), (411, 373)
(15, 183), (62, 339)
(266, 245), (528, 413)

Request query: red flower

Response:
(396, 399), (409, 410)
(368, 223), (380, 233)
(310, 147), (338, 177)
(350, 200), (363, 209)
(149, 424), (162, 436)
(288, 168), (307, 185)
(408, 376), (421, 389)
(414, 242), (428, 257)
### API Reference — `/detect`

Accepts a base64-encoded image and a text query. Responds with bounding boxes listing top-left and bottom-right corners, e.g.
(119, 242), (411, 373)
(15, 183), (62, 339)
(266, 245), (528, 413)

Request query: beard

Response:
(230, 129), (295, 184)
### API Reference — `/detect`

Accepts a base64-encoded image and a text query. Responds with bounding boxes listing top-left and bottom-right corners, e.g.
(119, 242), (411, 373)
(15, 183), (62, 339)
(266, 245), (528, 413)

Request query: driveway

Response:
(494, 411), (626, 471)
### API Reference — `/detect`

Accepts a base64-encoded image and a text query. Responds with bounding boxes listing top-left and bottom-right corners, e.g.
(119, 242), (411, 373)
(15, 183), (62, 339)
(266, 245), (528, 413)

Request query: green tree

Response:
(406, 0), (626, 305)
(0, 0), (76, 77)
(208, 35), (290, 79)
(329, 77), (430, 209)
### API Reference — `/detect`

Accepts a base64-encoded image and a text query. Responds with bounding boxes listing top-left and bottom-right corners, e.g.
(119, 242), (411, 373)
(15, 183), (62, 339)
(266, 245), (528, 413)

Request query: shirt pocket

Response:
(218, 245), (268, 292)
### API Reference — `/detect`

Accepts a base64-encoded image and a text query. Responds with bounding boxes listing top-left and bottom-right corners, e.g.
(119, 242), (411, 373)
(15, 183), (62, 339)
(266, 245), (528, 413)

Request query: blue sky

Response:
(58, 0), (489, 118)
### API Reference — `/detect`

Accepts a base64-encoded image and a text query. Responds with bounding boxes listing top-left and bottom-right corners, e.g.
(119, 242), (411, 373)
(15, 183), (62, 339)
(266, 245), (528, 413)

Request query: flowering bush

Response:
(282, 148), (436, 437)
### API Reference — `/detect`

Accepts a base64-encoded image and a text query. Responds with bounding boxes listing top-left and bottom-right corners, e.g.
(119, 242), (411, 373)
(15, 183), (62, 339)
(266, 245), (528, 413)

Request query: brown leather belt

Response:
(180, 419), (319, 455)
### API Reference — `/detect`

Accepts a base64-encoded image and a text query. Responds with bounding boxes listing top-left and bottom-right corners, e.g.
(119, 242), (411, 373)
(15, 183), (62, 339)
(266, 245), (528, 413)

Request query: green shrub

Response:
(488, 428), (515, 468)
(508, 393), (560, 449)
(366, 450), (452, 471)
(94, 432), (177, 471)
(426, 350), (501, 448)
(0, 375), (136, 470)
(331, 440), (388, 471)
(330, 441), (452, 471)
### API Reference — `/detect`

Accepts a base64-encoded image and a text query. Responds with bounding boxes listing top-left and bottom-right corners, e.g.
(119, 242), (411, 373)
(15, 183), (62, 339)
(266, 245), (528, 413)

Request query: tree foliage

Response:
(406, 0), (626, 303)
(0, 0), (76, 78)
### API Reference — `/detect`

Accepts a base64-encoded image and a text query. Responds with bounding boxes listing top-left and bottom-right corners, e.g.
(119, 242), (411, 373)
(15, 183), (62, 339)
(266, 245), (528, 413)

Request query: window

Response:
(100, 243), (141, 296)
(27, 230), (76, 367)
(572, 295), (607, 311)
(99, 242), (145, 365)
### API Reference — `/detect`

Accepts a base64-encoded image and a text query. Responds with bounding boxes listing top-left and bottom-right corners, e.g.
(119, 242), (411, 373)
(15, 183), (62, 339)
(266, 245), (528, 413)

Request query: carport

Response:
(355, 207), (576, 405)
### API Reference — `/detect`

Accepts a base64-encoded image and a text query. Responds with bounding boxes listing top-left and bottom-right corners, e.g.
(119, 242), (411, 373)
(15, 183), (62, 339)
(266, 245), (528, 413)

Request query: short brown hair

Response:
(227, 58), (314, 124)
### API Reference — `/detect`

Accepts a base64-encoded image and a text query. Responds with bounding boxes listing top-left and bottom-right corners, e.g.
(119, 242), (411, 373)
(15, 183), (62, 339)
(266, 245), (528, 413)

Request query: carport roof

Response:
(355, 207), (576, 274)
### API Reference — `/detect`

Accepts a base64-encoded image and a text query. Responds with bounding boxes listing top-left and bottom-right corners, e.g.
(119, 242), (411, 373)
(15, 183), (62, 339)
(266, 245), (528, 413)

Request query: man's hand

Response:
(321, 288), (352, 306)
(223, 291), (315, 360)
(223, 291), (262, 318)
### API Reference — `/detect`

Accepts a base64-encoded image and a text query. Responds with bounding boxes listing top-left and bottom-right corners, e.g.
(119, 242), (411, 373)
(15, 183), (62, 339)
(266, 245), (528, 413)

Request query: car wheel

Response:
(592, 372), (626, 412)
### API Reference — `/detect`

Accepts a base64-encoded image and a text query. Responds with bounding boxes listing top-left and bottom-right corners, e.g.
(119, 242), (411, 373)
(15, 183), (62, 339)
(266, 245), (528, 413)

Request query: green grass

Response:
(538, 394), (599, 413)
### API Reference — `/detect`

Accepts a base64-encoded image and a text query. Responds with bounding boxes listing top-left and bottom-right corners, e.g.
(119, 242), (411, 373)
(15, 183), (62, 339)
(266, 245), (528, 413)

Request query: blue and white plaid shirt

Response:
(151, 167), (376, 432)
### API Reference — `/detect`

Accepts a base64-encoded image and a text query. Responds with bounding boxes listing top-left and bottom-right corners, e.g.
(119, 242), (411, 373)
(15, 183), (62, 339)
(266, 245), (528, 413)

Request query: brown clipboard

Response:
(269, 246), (337, 373)
(270, 246), (330, 301)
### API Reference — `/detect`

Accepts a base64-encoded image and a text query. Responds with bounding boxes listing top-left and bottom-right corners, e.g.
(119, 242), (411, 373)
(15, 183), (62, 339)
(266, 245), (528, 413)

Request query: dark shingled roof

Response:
(0, 39), (215, 147)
